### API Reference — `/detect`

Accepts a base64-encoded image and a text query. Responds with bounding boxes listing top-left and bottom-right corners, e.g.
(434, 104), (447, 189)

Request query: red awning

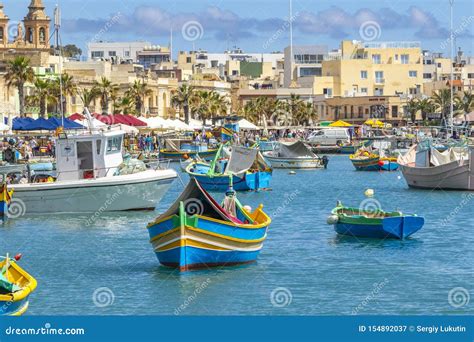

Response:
(92, 114), (147, 127)
(119, 114), (147, 127)
(68, 113), (84, 121)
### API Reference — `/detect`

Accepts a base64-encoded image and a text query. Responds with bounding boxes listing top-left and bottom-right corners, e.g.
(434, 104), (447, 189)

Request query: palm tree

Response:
(56, 73), (77, 114)
(4, 56), (35, 117)
(79, 87), (99, 108)
(298, 102), (318, 126)
(286, 93), (303, 124)
(116, 96), (136, 114)
(431, 89), (457, 122)
(126, 80), (153, 115)
(416, 98), (434, 122)
(95, 77), (117, 114)
(171, 84), (194, 124)
(30, 78), (57, 118)
(455, 91), (474, 120)
(405, 98), (419, 123)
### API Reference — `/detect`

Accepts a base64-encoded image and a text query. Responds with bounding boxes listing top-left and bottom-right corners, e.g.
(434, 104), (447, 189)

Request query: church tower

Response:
(23, 0), (50, 50)
(0, 3), (9, 48)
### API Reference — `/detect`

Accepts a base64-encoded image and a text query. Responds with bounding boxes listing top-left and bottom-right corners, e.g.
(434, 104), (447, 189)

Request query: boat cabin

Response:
(55, 130), (125, 181)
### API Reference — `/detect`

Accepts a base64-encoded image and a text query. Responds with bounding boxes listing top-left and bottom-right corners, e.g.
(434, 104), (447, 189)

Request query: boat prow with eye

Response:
(147, 178), (271, 271)
(0, 254), (37, 316)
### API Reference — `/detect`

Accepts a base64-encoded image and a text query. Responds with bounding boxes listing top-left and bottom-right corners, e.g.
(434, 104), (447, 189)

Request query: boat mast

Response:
(449, 0), (454, 137)
(289, 0), (294, 85)
(54, 4), (64, 127)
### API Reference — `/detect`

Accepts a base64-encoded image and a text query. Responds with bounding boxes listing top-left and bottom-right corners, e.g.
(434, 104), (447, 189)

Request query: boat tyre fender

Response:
(327, 214), (339, 224)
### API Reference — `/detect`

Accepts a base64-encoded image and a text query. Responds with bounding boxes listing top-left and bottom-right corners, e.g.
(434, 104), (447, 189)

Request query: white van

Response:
(307, 128), (351, 146)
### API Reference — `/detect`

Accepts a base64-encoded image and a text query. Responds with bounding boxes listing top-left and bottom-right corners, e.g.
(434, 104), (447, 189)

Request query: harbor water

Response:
(1, 155), (472, 315)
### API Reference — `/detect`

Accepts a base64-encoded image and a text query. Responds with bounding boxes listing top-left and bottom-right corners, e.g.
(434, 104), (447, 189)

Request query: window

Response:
(299, 67), (321, 77)
(108, 51), (117, 57)
(401, 54), (409, 64)
(392, 105), (398, 118)
(106, 136), (122, 154)
(0, 27), (3, 42)
(468, 73), (474, 79)
(394, 54), (399, 61)
(374, 87), (384, 96)
(71, 96), (76, 105)
(409, 88), (418, 95)
(96, 140), (102, 155)
(409, 70), (417, 78)
(437, 63), (442, 68)
(360, 70), (368, 79)
(39, 27), (46, 43)
(124, 51), (130, 57)
(372, 54), (381, 64)
(375, 71), (384, 83)
(358, 106), (363, 118)
(361, 87), (368, 94)
(91, 51), (104, 58)
(423, 73), (432, 79)
(186, 57), (192, 63)
(323, 88), (332, 97)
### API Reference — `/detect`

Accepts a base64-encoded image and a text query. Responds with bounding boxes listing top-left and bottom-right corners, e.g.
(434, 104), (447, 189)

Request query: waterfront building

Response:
(283, 45), (329, 87)
(87, 41), (151, 63)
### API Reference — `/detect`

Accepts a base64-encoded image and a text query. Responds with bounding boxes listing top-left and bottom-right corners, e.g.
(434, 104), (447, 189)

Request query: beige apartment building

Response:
(300, 41), (424, 98)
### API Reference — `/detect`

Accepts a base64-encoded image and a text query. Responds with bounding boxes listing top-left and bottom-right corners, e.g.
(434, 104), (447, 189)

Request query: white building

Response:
(87, 41), (151, 63)
(284, 45), (328, 87)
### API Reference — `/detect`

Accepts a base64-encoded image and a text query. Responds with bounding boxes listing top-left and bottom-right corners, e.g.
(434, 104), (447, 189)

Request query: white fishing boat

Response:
(397, 143), (474, 190)
(263, 141), (327, 169)
(4, 110), (177, 214)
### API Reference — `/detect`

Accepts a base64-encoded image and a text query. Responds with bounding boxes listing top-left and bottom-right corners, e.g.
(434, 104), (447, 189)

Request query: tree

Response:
(126, 80), (152, 115)
(171, 84), (194, 124)
(416, 98), (434, 122)
(95, 77), (118, 114)
(51, 44), (82, 59)
(431, 89), (458, 121)
(55, 73), (77, 114)
(406, 98), (419, 123)
(30, 78), (57, 118)
(79, 87), (99, 108)
(455, 91), (474, 120)
(4, 56), (35, 117)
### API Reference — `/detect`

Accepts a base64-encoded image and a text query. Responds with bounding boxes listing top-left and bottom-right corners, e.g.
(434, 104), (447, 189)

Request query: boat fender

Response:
(327, 214), (339, 224)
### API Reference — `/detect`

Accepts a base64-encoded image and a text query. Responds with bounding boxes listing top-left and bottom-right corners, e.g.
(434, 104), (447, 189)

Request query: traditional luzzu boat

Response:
(160, 139), (218, 161)
(327, 201), (424, 239)
(263, 141), (327, 169)
(185, 145), (272, 191)
(147, 178), (271, 271)
(339, 140), (371, 154)
(349, 148), (399, 171)
(0, 254), (37, 316)
(0, 184), (13, 219)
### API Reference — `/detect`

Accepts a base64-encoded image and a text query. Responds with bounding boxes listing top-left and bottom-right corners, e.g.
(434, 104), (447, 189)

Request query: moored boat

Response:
(185, 145), (272, 191)
(350, 148), (399, 171)
(327, 201), (424, 239)
(5, 109), (177, 214)
(147, 178), (271, 271)
(160, 139), (218, 161)
(398, 143), (473, 190)
(0, 254), (37, 316)
(263, 141), (327, 169)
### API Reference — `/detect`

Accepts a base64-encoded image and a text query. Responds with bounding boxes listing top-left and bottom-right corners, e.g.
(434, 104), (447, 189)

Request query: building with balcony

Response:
(87, 41), (151, 63)
(283, 45), (328, 87)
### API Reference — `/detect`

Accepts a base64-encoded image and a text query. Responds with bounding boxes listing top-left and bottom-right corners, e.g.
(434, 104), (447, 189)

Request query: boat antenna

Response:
(449, 0), (454, 138)
(83, 107), (96, 132)
(289, 0), (293, 85)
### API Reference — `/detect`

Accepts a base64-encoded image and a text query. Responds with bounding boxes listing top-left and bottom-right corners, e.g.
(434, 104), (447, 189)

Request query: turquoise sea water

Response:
(1, 155), (472, 315)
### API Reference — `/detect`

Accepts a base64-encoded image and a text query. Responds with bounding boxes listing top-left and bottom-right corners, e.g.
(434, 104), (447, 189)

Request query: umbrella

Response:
(364, 119), (384, 127)
(238, 119), (258, 130)
(329, 120), (352, 127)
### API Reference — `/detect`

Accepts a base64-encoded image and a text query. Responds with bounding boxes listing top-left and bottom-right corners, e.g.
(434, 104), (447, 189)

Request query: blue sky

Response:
(4, 0), (474, 56)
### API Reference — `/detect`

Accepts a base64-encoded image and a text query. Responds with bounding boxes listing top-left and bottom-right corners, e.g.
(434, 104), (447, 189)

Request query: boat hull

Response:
(350, 156), (380, 171)
(9, 169), (177, 213)
(160, 149), (217, 161)
(190, 171), (272, 191)
(148, 214), (269, 271)
(399, 159), (474, 190)
(334, 216), (424, 239)
(263, 155), (322, 169)
(0, 297), (29, 316)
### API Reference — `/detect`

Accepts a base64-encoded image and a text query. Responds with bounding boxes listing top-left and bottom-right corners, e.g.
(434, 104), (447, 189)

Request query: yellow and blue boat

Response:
(147, 179), (271, 271)
(185, 145), (272, 191)
(160, 139), (218, 161)
(0, 254), (37, 316)
(349, 148), (399, 171)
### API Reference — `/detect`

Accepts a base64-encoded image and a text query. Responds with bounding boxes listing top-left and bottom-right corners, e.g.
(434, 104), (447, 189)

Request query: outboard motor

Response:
(321, 155), (329, 169)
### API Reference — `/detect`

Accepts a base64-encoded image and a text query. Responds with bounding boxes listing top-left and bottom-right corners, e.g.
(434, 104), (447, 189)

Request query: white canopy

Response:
(238, 119), (258, 130)
(75, 118), (106, 128)
(0, 122), (10, 131)
(118, 124), (138, 134)
(172, 119), (190, 131)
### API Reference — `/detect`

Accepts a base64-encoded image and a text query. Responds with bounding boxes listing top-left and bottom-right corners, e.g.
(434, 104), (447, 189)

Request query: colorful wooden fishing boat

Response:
(160, 139), (218, 161)
(350, 149), (399, 171)
(185, 145), (272, 191)
(327, 202), (424, 239)
(147, 178), (271, 271)
(0, 254), (37, 316)
(263, 141), (326, 169)
(0, 184), (13, 219)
